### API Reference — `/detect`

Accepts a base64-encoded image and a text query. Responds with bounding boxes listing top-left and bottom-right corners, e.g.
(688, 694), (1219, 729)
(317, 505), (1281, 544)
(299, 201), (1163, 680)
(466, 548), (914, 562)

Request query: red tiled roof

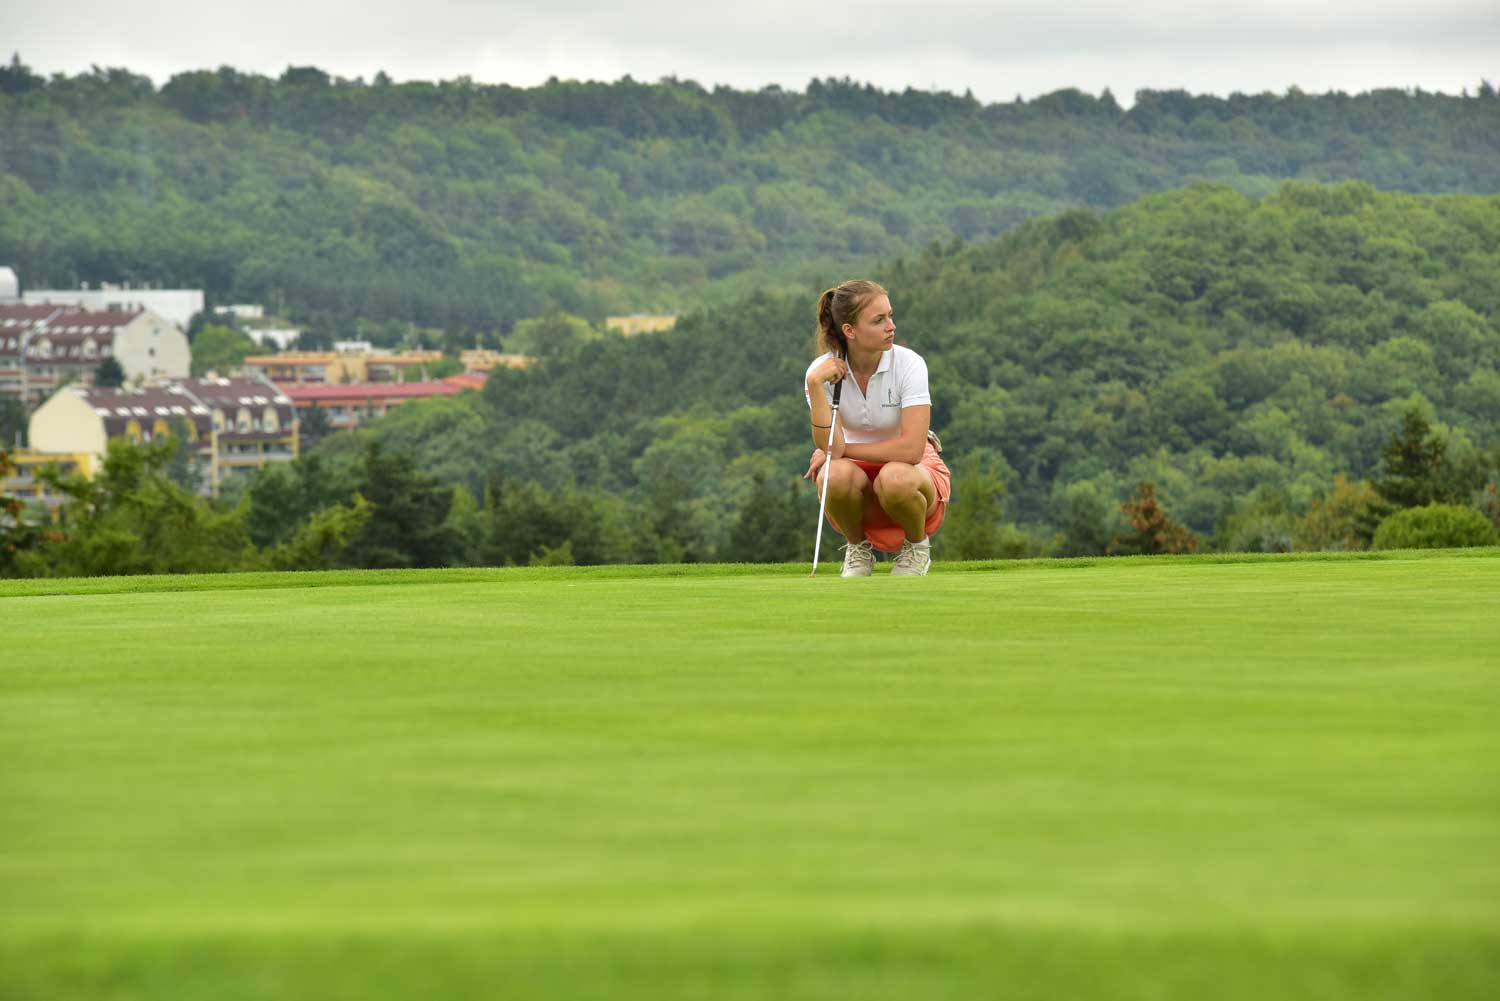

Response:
(0, 304), (69, 359)
(0, 304), (66, 324)
(40, 309), (143, 332)
(278, 382), (466, 404)
(442, 372), (488, 390)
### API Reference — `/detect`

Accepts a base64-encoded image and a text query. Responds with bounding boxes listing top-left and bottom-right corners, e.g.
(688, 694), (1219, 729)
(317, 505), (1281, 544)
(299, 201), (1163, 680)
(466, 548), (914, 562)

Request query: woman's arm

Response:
(841, 405), (930, 466)
(806, 357), (849, 455)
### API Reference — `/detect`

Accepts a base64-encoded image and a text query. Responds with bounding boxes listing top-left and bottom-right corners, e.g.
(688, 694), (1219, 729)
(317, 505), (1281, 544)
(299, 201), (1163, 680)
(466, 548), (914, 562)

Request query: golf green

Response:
(3, 552), (1498, 999)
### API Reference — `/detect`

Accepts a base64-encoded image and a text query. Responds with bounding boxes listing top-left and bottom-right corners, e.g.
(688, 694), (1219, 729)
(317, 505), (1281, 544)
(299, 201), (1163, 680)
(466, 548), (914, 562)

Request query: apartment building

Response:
(27, 376), (298, 494)
(278, 379), (471, 431)
(0, 303), (191, 406)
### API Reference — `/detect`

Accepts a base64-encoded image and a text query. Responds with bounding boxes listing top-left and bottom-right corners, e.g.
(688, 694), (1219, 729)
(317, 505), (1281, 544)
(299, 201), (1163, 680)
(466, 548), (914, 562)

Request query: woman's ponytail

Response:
(816, 288), (844, 358)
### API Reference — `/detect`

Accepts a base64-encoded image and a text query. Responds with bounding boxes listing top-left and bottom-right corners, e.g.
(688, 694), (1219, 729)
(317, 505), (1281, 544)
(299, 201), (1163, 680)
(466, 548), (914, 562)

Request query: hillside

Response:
(297, 181), (1497, 559)
(2, 60), (1499, 337)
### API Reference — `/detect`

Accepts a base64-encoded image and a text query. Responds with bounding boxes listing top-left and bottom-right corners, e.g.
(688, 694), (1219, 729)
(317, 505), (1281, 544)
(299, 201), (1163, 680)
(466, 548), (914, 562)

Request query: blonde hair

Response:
(814, 279), (887, 357)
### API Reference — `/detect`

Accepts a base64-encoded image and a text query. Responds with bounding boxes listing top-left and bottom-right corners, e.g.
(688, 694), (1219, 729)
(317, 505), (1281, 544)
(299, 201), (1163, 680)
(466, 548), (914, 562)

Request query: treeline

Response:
(5, 181), (1498, 575)
(0, 433), (818, 576)
(2, 394), (1492, 579)
(2, 55), (1499, 339)
(405, 182), (1500, 556)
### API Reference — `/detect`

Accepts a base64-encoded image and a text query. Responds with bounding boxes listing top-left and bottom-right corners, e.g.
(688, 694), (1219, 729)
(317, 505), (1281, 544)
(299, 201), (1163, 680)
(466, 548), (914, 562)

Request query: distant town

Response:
(0, 265), (674, 512)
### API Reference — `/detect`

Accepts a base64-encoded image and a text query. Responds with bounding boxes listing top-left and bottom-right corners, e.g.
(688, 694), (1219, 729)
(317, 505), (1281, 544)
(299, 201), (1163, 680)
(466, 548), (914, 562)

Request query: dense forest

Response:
(3, 56), (1499, 341)
(5, 181), (1498, 574)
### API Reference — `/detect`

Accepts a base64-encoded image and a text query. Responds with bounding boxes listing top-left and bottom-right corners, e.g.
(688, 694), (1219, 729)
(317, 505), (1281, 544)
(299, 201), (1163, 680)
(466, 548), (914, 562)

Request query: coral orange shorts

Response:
(827, 441), (952, 553)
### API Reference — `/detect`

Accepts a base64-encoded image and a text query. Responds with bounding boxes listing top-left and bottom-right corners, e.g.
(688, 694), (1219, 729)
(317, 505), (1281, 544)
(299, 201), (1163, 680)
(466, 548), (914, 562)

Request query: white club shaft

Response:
(810, 401), (842, 574)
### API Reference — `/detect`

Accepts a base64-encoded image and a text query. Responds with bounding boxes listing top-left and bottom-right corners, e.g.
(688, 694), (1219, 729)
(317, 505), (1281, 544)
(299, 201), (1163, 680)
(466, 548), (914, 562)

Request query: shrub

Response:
(1371, 503), (1497, 550)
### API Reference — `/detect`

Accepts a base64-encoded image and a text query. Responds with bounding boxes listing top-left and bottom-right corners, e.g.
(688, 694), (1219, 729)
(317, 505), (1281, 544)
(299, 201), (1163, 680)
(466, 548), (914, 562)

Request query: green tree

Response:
(17, 438), (256, 576)
(1372, 504), (1497, 550)
(1, 449), (45, 577)
(942, 460), (1012, 560)
(1213, 486), (1296, 553)
(190, 323), (258, 376)
(0, 53), (44, 96)
(1058, 481), (1114, 557)
(244, 453), (359, 548)
(0, 399), (26, 448)
(721, 473), (807, 563)
(506, 310), (598, 360)
(342, 441), (460, 568)
(94, 357), (126, 388)
(298, 404), (332, 442)
(480, 476), (633, 567)
(162, 419), (203, 493)
(1374, 407), (1448, 509)
(444, 482), (486, 565)
(266, 494), (374, 570)
(1295, 475), (1379, 551)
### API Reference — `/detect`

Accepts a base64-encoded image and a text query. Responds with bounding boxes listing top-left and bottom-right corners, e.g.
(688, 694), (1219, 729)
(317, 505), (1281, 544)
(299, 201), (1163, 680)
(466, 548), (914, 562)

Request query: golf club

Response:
(809, 371), (844, 577)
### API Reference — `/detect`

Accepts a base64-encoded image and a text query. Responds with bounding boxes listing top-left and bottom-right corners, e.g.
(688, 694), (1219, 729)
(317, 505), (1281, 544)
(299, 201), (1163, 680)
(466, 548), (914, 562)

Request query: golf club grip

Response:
(832, 378), (843, 407)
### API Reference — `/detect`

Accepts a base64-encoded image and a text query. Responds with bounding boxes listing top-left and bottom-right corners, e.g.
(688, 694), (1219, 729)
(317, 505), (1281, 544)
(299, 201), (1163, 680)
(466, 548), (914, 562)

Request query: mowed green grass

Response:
(2, 552), (1498, 1000)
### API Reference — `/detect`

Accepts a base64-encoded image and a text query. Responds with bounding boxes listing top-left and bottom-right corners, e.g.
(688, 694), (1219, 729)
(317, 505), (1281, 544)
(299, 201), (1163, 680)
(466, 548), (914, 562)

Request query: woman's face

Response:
(842, 294), (896, 354)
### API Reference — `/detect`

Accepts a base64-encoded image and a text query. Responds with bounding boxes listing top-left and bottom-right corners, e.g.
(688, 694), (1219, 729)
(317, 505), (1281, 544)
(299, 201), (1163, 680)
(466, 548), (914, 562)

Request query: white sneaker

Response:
(890, 537), (932, 576)
(840, 539), (876, 577)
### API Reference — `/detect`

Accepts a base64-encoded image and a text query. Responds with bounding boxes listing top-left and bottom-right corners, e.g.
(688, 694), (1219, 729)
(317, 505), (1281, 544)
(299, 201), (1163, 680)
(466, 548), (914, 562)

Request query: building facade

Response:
(278, 380), (469, 431)
(0, 305), (65, 403)
(459, 349), (533, 372)
(0, 304), (191, 406)
(243, 348), (448, 385)
(27, 376), (297, 494)
(605, 314), (678, 336)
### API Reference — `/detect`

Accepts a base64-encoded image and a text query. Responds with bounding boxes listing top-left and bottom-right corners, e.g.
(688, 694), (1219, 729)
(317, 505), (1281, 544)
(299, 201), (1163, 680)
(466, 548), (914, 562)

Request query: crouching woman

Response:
(804, 279), (951, 577)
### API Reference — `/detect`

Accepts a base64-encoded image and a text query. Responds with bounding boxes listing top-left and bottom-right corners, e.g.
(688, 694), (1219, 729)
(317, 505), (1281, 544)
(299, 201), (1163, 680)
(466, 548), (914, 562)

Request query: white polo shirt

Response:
(804, 344), (931, 444)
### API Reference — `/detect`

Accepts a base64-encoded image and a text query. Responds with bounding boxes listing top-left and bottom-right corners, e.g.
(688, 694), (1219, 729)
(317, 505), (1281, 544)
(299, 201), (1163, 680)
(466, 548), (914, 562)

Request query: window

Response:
(263, 407), (280, 434)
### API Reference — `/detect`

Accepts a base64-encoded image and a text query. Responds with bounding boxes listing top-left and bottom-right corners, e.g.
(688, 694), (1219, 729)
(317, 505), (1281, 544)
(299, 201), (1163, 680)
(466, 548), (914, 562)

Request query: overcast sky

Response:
(9, 1), (1499, 105)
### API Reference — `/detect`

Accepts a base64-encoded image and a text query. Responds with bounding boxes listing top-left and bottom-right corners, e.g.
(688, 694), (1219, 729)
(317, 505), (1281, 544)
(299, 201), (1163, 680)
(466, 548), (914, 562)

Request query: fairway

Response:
(3, 552), (1498, 1000)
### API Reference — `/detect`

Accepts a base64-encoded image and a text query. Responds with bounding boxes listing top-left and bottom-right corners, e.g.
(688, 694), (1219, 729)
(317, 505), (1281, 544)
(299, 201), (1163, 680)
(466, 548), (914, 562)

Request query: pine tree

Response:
(1374, 407), (1448, 509)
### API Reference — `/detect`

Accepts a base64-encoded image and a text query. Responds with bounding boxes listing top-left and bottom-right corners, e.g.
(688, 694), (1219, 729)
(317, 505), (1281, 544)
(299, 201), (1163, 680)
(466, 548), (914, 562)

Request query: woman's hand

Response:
(803, 448), (827, 481)
(805, 356), (848, 390)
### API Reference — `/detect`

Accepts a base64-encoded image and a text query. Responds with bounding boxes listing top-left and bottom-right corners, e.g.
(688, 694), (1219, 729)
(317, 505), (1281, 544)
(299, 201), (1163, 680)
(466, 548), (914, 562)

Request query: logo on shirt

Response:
(881, 385), (898, 408)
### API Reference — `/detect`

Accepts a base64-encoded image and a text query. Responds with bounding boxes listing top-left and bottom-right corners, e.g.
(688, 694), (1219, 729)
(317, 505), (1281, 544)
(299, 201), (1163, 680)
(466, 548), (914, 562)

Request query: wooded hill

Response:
(298, 181), (1499, 561)
(6, 180), (1499, 574)
(3, 57), (1499, 339)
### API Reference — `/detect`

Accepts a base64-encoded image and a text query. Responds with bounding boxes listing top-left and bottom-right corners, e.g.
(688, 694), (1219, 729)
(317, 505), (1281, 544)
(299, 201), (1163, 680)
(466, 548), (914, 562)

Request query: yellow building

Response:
(1, 449), (97, 517)
(26, 377), (299, 496)
(605, 314), (677, 336)
(459, 349), (534, 372)
(367, 350), (443, 382)
(242, 351), (367, 385)
(243, 348), (454, 384)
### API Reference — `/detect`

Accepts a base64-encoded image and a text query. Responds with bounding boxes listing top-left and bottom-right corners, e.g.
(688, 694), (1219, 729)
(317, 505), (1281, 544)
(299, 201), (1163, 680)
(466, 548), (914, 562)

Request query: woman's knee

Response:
(874, 462), (922, 502)
(822, 459), (868, 498)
